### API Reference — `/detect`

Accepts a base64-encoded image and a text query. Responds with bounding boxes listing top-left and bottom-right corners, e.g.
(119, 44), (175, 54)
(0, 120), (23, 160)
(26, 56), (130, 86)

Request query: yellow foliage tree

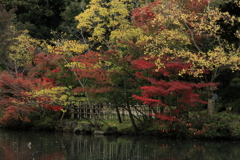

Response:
(9, 30), (47, 75)
(75, 0), (144, 50)
(28, 86), (85, 120)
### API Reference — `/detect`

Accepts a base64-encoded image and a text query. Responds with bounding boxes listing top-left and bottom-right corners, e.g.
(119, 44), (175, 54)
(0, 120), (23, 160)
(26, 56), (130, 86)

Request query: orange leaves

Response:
(0, 105), (36, 124)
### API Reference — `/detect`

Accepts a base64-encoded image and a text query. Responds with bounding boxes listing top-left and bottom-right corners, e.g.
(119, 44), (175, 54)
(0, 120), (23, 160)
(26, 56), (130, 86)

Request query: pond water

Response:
(0, 129), (240, 160)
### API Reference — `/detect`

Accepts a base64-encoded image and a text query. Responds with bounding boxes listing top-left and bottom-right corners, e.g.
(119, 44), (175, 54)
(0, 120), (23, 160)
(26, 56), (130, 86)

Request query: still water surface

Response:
(0, 129), (240, 160)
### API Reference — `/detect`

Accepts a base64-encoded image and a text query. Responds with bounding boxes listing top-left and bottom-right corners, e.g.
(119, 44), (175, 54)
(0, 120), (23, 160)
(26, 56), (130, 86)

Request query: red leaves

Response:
(0, 105), (36, 124)
(132, 55), (218, 122)
(133, 95), (167, 107)
(0, 61), (60, 124)
(30, 52), (64, 79)
(132, 56), (192, 77)
(150, 113), (176, 122)
(52, 106), (63, 111)
(70, 51), (112, 95)
(131, 1), (161, 31)
(184, 0), (209, 13)
(33, 52), (62, 66)
(42, 77), (54, 83)
(40, 77), (55, 88)
(52, 68), (61, 73)
(36, 96), (63, 111)
(131, 57), (156, 70)
(41, 104), (63, 111)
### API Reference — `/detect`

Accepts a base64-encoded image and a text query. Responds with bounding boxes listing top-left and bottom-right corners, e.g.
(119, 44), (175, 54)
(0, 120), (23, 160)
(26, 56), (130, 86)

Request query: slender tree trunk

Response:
(60, 112), (65, 121)
(207, 86), (213, 117)
(124, 80), (139, 132)
(89, 102), (98, 128)
(62, 57), (98, 128)
(116, 105), (122, 123)
(205, 68), (219, 117)
(126, 102), (138, 132)
(113, 94), (122, 123)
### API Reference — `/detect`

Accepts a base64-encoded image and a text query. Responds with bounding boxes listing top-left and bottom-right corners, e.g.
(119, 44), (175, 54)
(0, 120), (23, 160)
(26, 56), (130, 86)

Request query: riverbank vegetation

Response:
(1, 0), (240, 139)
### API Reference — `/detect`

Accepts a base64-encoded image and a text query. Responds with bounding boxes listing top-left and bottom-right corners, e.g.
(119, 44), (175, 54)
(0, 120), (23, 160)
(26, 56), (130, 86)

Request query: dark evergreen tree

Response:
(0, 0), (89, 40)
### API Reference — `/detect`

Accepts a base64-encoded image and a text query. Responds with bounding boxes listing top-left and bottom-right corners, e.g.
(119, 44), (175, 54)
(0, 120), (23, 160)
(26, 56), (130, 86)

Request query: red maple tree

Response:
(71, 51), (112, 95)
(132, 55), (217, 122)
(0, 52), (65, 125)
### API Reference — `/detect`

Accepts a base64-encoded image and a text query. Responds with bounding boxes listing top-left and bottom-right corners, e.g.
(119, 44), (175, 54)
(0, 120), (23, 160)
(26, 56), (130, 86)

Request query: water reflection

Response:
(0, 129), (240, 160)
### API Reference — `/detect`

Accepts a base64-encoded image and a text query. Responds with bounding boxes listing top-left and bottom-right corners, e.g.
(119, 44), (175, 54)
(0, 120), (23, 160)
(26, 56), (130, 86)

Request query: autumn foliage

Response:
(132, 55), (216, 121)
(0, 0), (240, 137)
(0, 52), (65, 124)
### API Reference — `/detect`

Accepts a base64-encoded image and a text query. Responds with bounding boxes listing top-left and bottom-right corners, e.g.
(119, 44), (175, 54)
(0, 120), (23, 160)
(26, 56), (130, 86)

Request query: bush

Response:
(202, 112), (240, 139)
(33, 117), (56, 130)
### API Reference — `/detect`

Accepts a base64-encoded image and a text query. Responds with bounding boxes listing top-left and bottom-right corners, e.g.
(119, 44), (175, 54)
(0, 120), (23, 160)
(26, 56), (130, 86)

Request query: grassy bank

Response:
(2, 111), (240, 140)
(92, 111), (240, 140)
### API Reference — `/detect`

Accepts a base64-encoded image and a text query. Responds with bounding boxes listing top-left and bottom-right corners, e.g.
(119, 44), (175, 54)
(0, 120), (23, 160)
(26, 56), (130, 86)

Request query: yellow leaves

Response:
(143, 28), (190, 63)
(111, 25), (143, 43)
(137, 1), (240, 78)
(99, 7), (108, 17)
(75, 0), (134, 45)
(30, 86), (86, 108)
(65, 62), (85, 69)
(92, 26), (106, 40)
(59, 94), (68, 102)
(197, 6), (240, 37)
(176, 46), (240, 77)
(33, 86), (66, 98)
(49, 39), (89, 56)
(65, 61), (101, 70)
(197, 8), (221, 35)
(235, 30), (240, 39)
(8, 30), (46, 69)
(60, 109), (67, 113)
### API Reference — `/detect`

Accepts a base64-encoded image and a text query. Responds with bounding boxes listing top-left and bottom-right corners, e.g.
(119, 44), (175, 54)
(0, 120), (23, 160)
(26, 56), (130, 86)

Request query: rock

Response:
(73, 123), (93, 134)
(69, 121), (78, 130)
(55, 121), (79, 132)
(93, 130), (105, 135)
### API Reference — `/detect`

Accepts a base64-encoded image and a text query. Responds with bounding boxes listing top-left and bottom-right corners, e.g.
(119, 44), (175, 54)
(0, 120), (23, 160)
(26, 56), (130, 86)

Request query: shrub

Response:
(202, 112), (240, 139)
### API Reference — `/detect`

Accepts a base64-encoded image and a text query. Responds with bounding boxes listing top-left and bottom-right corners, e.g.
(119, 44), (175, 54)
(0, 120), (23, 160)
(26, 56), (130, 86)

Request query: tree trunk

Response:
(124, 80), (139, 132)
(116, 105), (122, 123)
(126, 102), (139, 132)
(60, 111), (65, 121)
(207, 86), (213, 116)
(91, 104), (98, 128)
(207, 98), (213, 116)
(113, 95), (122, 123)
